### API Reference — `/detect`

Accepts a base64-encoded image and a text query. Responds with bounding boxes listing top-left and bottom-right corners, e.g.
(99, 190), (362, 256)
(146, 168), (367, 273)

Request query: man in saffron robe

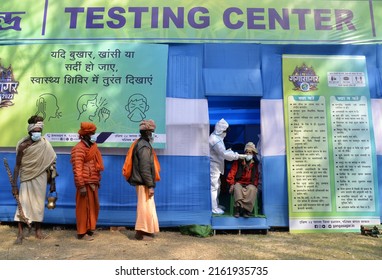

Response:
(12, 115), (57, 244)
(124, 119), (160, 240)
(71, 122), (104, 241)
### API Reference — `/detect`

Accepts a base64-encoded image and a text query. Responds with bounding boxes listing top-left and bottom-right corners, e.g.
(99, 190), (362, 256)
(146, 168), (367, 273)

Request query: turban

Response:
(139, 119), (156, 131)
(244, 142), (258, 154)
(78, 122), (97, 136)
(27, 121), (44, 132)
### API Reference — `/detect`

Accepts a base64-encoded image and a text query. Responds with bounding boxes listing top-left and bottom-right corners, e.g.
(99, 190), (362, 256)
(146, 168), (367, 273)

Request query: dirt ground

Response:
(0, 222), (381, 260)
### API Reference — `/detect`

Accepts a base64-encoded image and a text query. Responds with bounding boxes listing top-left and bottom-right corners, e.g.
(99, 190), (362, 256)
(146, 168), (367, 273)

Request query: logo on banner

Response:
(0, 61), (19, 108)
(289, 63), (319, 92)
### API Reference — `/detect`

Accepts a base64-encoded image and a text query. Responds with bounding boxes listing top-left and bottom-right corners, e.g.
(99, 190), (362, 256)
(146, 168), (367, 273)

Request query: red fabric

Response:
(226, 160), (259, 186)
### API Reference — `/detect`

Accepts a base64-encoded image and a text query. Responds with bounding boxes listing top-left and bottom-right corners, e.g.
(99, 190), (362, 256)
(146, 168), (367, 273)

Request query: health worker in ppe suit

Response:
(209, 118), (246, 214)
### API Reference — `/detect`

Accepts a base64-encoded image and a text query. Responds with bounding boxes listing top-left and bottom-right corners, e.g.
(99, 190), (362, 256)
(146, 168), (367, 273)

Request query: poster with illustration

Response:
(0, 43), (168, 148)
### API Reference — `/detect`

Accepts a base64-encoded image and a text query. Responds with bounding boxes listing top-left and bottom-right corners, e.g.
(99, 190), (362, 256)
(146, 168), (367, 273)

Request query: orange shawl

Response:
(152, 149), (161, 182)
(85, 143), (104, 171)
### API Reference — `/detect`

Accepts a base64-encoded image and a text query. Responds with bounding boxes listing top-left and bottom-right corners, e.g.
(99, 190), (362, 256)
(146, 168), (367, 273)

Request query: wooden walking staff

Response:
(3, 158), (31, 228)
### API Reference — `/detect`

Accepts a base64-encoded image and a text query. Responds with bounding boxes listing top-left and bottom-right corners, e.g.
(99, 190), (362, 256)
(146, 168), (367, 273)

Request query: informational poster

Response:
(0, 43), (168, 148)
(282, 55), (380, 232)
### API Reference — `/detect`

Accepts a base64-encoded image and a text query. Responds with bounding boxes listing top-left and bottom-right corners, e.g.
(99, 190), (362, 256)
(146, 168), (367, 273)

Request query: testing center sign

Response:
(282, 55), (380, 233)
(0, 43), (168, 148)
(0, 0), (382, 44)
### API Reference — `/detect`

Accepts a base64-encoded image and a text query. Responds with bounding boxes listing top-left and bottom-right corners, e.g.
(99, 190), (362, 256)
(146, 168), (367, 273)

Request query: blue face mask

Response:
(90, 135), (97, 143)
(31, 132), (42, 142)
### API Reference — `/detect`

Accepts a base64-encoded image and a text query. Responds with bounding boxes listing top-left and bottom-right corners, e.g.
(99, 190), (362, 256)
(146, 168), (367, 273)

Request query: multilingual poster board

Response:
(282, 55), (380, 232)
(0, 43), (168, 148)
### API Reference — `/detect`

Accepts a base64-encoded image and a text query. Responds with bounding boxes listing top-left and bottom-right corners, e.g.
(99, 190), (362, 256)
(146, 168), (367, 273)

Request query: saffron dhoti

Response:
(135, 185), (159, 234)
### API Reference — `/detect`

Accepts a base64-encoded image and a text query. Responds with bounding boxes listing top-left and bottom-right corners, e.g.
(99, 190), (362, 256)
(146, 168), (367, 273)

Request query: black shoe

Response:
(243, 211), (251, 218)
(234, 206), (240, 218)
(233, 206), (241, 218)
(135, 231), (143, 240)
(78, 234), (94, 241)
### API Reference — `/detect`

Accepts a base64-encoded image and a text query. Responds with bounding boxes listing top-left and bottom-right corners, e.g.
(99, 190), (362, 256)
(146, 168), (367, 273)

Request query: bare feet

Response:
(15, 235), (23, 245)
(35, 230), (49, 239)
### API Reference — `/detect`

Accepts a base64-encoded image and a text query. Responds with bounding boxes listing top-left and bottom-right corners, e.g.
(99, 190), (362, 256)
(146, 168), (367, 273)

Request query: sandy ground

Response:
(0, 223), (381, 260)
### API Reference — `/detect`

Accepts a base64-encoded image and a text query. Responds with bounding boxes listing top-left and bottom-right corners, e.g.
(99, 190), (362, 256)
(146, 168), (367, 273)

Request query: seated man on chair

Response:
(226, 142), (260, 218)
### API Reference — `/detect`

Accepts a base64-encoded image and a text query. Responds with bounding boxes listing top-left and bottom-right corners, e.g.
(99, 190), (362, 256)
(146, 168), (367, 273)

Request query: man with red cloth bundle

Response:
(71, 122), (104, 241)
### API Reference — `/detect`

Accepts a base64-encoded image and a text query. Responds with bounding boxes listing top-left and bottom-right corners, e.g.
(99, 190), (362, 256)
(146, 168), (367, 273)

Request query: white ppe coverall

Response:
(209, 118), (239, 214)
